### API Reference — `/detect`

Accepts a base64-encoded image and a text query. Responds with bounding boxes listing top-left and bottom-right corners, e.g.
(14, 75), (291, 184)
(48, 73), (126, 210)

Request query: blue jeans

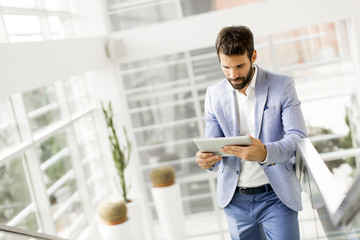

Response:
(223, 189), (299, 240)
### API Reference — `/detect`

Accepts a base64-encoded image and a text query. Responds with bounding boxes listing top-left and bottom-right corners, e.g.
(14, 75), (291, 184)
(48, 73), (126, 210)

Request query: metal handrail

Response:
(0, 224), (68, 240)
(296, 138), (360, 226)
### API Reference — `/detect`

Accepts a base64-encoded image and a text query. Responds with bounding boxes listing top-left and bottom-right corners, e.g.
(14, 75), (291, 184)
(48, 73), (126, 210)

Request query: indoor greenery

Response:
(101, 102), (132, 203)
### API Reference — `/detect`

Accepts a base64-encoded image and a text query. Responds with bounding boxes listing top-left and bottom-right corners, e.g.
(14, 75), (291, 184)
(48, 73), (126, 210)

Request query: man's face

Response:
(219, 51), (256, 90)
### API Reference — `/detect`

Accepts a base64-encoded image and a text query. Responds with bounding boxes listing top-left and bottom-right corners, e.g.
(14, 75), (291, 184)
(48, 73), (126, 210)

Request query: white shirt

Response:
(235, 66), (270, 188)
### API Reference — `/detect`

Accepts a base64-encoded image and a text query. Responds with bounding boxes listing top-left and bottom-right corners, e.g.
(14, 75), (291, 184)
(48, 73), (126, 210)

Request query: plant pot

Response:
(127, 199), (145, 240)
(97, 199), (132, 240)
(151, 183), (185, 240)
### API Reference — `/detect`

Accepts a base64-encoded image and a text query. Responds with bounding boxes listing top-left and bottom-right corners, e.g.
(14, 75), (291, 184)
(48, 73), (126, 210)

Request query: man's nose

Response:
(228, 69), (239, 79)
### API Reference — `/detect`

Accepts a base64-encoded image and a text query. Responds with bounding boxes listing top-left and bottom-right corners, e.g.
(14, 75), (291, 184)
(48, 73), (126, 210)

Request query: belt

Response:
(236, 184), (273, 195)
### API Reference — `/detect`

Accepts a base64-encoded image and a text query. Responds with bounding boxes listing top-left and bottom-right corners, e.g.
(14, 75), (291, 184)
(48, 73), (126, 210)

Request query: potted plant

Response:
(101, 101), (132, 203)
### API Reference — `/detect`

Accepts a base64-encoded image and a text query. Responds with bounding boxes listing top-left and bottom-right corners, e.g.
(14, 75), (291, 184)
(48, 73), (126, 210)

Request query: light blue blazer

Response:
(205, 66), (307, 211)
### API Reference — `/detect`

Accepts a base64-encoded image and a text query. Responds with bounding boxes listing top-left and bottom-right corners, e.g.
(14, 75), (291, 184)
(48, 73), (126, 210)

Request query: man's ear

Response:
(251, 50), (257, 63)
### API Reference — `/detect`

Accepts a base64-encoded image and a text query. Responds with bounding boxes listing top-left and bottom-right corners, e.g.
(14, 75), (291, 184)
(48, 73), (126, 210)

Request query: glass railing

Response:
(296, 138), (360, 239)
(0, 225), (67, 240)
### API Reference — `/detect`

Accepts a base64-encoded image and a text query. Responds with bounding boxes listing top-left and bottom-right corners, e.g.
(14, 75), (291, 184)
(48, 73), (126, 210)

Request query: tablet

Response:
(193, 136), (252, 156)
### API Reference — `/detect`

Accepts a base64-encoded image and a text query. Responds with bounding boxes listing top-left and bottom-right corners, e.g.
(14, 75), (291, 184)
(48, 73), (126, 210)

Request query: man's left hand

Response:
(221, 135), (267, 162)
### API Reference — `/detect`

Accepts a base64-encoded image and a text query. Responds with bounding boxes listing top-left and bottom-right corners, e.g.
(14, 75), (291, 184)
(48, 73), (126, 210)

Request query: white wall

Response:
(0, 37), (110, 100)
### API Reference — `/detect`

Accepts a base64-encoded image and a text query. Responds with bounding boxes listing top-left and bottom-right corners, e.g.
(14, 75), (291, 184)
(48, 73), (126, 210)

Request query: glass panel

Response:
(38, 133), (71, 188)
(64, 76), (91, 115)
(122, 63), (188, 90)
(0, 234), (38, 240)
(298, 164), (360, 239)
(191, 56), (223, 84)
(106, 0), (132, 7)
(3, 14), (42, 42)
(181, 180), (211, 197)
(0, 156), (39, 230)
(22, 85), (61, 133)
(130, 101), (196, 128)
(273, 22), (350, 70)
(181, 0), (261, 17)
(190, 46), (214, 57)
(135, 121), (199, 147)
(15, 212), (38, 231)
(73, 116), (107, 202)
(127, 90), (192, 109)
(183, 197), (213, 215)
(120, 53), (185, 71)
(306, 95), (357, 195)
(48, 16), (72, 40)
(0, 0), (35, 8)
(44, 0), (68, 11)
(50, 179), (82, 233)
(0, 100), (20, 153)
(180, 0), (213, 17)
(138, 141), (198, 165)
(109, 1), (178, 31)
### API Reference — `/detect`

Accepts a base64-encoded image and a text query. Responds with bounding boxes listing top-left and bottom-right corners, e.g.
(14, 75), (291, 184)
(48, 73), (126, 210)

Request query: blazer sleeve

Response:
(263, 77), (307, 165)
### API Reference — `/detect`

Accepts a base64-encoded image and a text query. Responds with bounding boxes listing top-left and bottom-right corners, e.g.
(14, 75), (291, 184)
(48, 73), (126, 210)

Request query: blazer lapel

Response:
(221, 86), (239, 137)
(254, 67), (269, 138)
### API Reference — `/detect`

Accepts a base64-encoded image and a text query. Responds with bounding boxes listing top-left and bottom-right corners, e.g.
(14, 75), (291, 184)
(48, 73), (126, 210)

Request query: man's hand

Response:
(221, 135), (267, 162)
(196, 151), (222, 169)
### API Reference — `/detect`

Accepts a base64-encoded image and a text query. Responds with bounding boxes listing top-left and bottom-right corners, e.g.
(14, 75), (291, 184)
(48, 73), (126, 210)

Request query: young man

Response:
(195, 26), (307, 239)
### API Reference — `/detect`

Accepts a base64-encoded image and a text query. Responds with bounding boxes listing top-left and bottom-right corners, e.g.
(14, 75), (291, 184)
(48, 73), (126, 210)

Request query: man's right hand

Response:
(195, 151), (222, 170)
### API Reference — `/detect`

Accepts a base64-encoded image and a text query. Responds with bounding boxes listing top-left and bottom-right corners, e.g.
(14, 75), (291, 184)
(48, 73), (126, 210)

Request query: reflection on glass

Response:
(0, 156), (38, 230)
(48, 16), (72, 40)
(22, 85), (61, 132)
(0, 100), (20, 153)
(109, 1), (178, 31)
(64, 76), (90, 114)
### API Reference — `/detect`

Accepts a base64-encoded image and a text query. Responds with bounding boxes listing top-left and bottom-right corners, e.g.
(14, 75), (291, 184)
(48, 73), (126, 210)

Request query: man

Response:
(195, 26), (307, 239)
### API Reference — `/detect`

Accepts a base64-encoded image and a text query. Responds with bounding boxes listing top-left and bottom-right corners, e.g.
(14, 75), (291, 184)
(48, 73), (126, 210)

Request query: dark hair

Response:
(215, 25), (254, 60)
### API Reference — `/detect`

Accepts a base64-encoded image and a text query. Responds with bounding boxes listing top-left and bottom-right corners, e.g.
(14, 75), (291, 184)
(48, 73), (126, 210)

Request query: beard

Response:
(226, 64), (254, 90)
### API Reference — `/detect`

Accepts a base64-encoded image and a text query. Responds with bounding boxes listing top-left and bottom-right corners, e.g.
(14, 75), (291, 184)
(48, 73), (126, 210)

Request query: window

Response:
(0, 100), (20, 152)
(0, 76), (108, 239)
(107, 0), (262, 31)
(0, 0), (73, 42)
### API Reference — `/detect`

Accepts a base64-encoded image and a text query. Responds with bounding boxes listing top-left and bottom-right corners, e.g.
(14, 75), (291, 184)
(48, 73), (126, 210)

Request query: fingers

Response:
(196, 151), (222, 169)
(221, 137), (266, 162)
